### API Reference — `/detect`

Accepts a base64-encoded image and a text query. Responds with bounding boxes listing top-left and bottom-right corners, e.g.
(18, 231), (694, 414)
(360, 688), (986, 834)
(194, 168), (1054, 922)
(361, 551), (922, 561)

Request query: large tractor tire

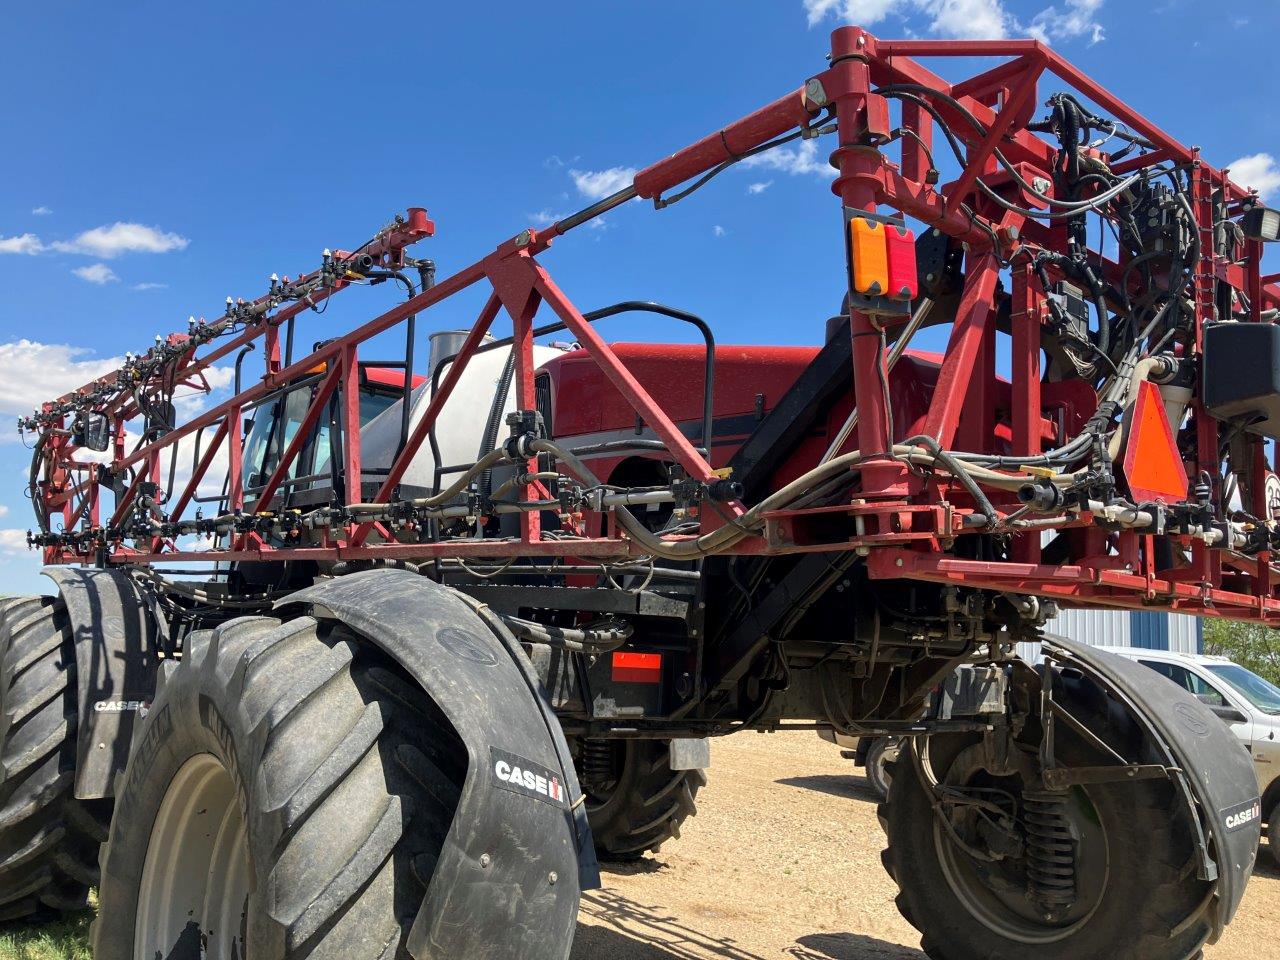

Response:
(94, 614), (467, 960)
(578, 738), (705, 860)
(0, 595), (110, 923)
(879, 676), (1214, 960)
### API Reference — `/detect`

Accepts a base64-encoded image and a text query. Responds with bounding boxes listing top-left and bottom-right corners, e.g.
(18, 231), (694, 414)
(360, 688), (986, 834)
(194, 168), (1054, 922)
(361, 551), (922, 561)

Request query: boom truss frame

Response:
(28, 26), (1280, 624)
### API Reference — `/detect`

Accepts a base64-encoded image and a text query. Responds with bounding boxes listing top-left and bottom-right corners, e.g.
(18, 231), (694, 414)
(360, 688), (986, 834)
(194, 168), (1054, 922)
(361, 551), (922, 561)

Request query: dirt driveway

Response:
(572, 731), (1280, 960)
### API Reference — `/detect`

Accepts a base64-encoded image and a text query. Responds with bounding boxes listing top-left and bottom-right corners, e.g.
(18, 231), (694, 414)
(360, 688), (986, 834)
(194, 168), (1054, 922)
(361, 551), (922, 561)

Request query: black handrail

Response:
(426, 300), (716, 497)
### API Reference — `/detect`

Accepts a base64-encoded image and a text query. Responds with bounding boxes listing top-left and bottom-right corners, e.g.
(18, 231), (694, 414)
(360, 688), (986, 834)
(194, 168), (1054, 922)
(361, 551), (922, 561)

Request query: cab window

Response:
(241, 379), (403, 495)
(1138, 660), (1227, 707)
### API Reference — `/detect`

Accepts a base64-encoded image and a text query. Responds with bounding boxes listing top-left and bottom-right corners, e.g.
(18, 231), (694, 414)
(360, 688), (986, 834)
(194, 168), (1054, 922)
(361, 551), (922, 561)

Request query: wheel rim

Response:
(932, 753), (1110, 945)
(872, 740), (900, 793)
(135, 754), (252, 960)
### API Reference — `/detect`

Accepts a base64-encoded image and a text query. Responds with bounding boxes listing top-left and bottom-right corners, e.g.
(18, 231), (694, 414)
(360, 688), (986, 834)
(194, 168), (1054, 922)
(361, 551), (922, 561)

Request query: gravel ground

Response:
(573, 731), (1280, 960)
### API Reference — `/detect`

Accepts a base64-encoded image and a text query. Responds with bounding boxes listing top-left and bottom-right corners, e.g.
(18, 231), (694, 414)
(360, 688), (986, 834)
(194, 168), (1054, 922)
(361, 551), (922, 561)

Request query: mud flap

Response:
(1042, 636), (1260, 935)
(280, 569), (599, 960)
(42, 567), (160, 801)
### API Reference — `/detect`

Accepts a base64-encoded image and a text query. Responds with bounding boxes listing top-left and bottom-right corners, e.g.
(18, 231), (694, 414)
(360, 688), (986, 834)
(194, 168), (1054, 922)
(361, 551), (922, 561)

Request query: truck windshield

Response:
(1206, 664), (1280, 716)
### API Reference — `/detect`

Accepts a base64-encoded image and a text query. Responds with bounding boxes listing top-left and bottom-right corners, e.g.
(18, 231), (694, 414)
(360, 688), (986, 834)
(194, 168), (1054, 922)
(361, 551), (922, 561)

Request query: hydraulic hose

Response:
(499, 614), (633, 653)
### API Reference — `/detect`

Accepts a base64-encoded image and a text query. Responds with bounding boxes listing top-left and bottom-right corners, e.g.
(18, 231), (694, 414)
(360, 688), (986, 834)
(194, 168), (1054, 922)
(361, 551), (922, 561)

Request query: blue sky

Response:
(0, 0), (1276, 594)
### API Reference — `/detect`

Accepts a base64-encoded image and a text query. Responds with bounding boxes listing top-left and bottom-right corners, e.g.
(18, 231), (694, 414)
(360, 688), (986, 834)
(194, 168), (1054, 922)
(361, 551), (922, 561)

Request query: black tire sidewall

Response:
(95, 655), (276, 959)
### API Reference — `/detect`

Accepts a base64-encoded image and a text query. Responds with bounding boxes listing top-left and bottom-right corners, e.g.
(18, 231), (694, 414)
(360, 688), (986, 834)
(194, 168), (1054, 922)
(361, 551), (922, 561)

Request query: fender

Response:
(42, 567), (160, 800)
(279, 569), (599, 960)
(1043, 636), (1260, 937)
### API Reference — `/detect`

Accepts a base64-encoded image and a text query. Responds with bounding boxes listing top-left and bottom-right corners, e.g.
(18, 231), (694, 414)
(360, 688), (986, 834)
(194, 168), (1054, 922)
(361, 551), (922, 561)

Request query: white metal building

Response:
(1018, 608), (1203, 662)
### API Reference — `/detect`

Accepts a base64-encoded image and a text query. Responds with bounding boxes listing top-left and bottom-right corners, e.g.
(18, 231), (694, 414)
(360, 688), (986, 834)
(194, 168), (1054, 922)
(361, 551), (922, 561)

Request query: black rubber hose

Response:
(902, 434), (998, 529)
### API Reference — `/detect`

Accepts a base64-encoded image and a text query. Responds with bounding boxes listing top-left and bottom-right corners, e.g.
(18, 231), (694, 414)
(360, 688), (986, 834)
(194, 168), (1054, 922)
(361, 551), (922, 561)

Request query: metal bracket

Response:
(1042, 763), (1172, 790)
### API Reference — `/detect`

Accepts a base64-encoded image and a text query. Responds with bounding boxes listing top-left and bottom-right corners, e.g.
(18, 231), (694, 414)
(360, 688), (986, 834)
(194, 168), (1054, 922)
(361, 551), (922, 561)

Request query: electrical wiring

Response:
(653, 109), (838, 209)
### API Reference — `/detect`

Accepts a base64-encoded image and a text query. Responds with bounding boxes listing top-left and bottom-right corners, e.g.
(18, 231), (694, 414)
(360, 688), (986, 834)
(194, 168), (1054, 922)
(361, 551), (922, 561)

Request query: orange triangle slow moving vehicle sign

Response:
(1122, 380), (1189, 503)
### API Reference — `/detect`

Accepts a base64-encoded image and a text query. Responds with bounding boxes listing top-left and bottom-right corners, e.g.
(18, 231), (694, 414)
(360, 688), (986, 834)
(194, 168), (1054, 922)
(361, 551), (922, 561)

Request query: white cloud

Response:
(543, 155), (566, 170)
(132, 282), (168, 291)
(1228, 153), (1280, 200)
(803, 0), (898, 25)
(0, 340), (123, 427)
(52, 222), (188, 258)
(0, 505), (9, 518)
(569, 167), (637, 200)
(1028, 0), (1104, 44)
(0, 233), (45, 255)
(741, 138), (834, 178)
(713, 225), (727, 237)
(0, 339), (233, 449)
(73, 263), (119, 284)
(747, 181), (773, 195)
(526, 209), (566, 226)
(0, 529), (30, 556)
(200, 365), (235, 392)
(804, 0), (1102, 43)
(922, 0), (1012, 39)
(31, 206), (52, 216)
(527, 207), (607, 232)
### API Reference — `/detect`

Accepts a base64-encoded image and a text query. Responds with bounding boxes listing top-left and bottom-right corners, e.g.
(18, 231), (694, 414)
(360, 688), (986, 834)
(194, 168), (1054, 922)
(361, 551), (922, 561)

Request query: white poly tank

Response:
(359, 339), (565, 493)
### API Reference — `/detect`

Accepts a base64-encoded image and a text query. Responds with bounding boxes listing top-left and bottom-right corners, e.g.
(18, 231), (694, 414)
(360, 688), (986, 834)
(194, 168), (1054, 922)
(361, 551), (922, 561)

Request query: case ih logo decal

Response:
(94, 699), (150, 716)
(491, 747), (568, 809)
(1221, 798), (1262, 833)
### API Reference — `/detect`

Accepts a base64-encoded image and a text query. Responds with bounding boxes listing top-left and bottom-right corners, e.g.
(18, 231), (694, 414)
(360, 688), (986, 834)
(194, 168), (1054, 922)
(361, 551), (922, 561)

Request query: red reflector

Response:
(884, 224), (918, 301)
(612, 652), (662, 684)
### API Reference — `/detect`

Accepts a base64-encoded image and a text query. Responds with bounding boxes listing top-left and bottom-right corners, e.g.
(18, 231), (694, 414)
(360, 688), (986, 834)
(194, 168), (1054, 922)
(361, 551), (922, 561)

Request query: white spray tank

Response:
(359, 330), (565, 493)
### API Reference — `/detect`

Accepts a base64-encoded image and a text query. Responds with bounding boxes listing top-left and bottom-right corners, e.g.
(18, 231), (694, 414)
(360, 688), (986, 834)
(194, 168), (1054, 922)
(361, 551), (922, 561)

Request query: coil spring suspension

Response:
(581, 738), (619, 789)
(1023, 789), (1077, 914)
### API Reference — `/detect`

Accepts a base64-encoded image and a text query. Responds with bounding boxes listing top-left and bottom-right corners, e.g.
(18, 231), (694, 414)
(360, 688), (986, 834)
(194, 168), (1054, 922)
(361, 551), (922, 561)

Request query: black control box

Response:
(1203, 322), (1280, 438)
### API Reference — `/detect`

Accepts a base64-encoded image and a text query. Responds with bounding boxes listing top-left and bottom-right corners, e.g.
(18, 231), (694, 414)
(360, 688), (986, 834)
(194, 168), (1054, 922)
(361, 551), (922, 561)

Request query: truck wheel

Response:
(880, 682), (1213, 960)
(94, 615), (466, 959)
(0, 596), (110, 923)
(864, 737), (900, 802)
(578, 738), (705, 859)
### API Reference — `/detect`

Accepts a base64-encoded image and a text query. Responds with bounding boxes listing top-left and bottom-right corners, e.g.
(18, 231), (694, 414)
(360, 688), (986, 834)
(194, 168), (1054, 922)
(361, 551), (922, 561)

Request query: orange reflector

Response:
(1122, 380), (1188, 503)
(884, 224), (918, 301)
(307, 361), (328, 374)
(849, 217), (889, 296)
(612, 651), (662, 684)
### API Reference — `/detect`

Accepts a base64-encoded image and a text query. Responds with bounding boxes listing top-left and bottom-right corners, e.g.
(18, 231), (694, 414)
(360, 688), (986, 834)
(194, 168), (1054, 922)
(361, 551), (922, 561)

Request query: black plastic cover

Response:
(42, 567), (160, 801)
(1042, 636), (1259, 934)
(280, 570), (597, 960)
(1203, 322), (1280, 438)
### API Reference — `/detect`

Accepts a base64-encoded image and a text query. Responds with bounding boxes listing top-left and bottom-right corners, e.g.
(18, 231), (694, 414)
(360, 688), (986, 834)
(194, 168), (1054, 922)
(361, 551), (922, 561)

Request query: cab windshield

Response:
(1206, 663), (1280, 716)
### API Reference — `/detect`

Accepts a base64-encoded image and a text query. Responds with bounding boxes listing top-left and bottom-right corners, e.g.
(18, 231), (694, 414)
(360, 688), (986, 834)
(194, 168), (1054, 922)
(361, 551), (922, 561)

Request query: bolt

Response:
(895, 558), (904, 567)
(479, 853), (492, 868)
(548, 871), (558, 885)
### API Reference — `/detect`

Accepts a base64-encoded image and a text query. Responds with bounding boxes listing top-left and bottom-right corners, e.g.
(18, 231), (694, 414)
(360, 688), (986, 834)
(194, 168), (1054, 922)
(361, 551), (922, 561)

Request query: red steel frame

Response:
(30, 26), (1280, 624)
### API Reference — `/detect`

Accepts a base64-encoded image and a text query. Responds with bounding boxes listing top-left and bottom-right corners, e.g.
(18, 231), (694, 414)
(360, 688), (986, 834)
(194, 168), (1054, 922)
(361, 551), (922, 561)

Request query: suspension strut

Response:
(1023, 789), (1078, 916)
(580, 739), (618, 788)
